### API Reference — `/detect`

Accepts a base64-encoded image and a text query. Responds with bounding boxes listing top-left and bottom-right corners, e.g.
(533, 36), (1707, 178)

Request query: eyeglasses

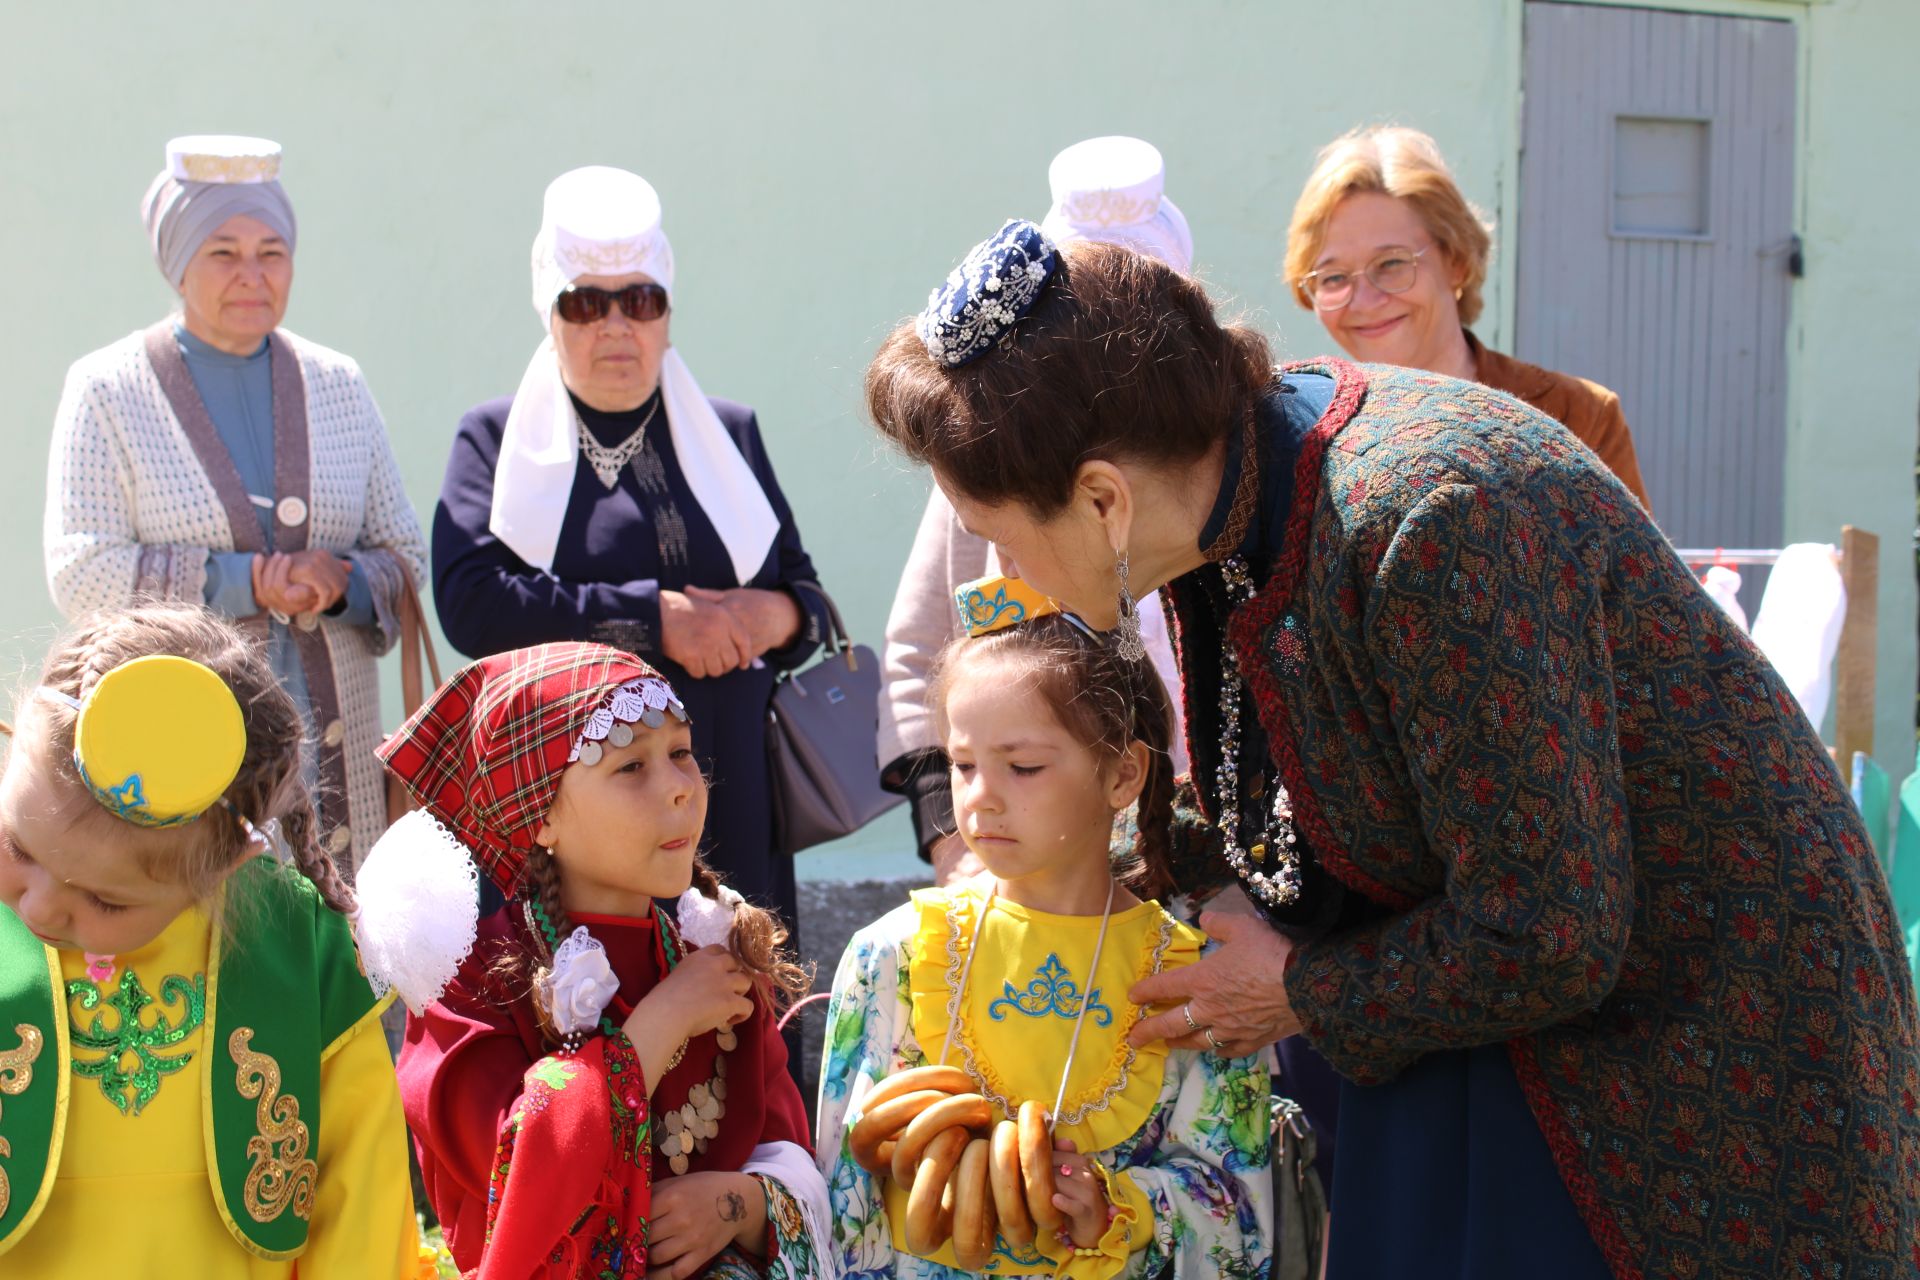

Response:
(1299, 246), (1430, 311)
(554, 282), (670, 325)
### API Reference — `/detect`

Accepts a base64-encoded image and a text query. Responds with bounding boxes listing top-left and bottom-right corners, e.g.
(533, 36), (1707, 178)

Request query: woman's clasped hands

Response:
(251, 549), (352, 619)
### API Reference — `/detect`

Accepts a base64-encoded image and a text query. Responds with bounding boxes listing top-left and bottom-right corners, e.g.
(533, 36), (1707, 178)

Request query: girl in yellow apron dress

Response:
(817, 577), (1274, 1279)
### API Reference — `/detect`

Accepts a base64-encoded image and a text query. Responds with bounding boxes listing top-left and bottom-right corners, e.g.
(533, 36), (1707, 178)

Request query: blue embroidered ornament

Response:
(915, 219), (1058, 368)
(988, 953), (1114, 1026)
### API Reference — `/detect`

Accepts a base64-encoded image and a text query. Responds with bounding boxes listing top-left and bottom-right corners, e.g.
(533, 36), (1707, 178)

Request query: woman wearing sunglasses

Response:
(433, 165), (830, 942)
(43, 135), (428, 871)
(1284, 125), (1650, 511)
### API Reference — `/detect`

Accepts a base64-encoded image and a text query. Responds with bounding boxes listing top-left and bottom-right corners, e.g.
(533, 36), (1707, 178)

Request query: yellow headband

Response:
(953, 575), (1062, 638)
(46, 655), (248, 829)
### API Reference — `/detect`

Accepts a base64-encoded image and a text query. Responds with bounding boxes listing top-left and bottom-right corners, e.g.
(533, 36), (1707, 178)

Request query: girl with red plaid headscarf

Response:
(355, 642), (829, 1279)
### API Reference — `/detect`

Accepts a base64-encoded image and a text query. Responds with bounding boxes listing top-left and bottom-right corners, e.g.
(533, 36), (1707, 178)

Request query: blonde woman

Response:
(1284, 125), (1650, 510)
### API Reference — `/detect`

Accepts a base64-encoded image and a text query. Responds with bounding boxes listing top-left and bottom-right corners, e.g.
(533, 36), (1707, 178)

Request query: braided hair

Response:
(515, 847), (812, 1046)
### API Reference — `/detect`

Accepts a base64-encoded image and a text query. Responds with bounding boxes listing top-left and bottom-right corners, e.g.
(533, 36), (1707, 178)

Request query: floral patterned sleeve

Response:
(479, 1034), (650, 1278)
(815, 909), (917, 1279)
(750, 1172), (826, 1280)
(1101, 1047), (1274, 1280)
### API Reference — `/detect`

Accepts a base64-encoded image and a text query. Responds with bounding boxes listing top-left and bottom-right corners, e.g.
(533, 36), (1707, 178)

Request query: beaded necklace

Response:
(576, 398), (660, 489)
(1215, 558), (1303, 909)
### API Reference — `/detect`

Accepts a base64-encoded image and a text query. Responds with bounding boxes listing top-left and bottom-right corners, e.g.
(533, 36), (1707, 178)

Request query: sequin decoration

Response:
(66, 968), (206, 1114)
(229, 1028), (317, 1222)
(0, 1024), (46, 1219)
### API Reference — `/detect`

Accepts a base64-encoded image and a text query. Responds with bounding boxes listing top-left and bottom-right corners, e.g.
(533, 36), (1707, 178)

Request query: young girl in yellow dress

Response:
(0, 602), (421, 1276)
(817, 577), (1274, 1279)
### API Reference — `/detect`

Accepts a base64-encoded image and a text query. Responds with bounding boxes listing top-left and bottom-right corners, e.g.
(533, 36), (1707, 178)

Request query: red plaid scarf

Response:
(377, 642), (669, 895)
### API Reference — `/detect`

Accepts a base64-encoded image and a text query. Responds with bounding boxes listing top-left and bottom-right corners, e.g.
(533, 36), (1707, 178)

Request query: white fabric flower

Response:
(676, 885), (744, 950)
(547, 926), (621, 1035)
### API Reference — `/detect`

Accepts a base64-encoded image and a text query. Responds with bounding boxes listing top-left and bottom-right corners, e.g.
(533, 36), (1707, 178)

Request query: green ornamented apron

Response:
(0, 858), (384, 1260)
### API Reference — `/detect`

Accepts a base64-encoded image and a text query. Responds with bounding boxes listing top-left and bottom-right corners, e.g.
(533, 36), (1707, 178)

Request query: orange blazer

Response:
(1467, 330), (1651, 512)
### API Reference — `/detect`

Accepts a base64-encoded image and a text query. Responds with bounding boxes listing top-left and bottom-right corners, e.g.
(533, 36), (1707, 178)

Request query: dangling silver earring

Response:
(1114, 550), (1146, 663)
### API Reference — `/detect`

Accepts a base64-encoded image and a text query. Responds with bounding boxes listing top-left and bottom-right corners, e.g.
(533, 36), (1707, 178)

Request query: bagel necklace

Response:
(940, 879), (1116, 1132)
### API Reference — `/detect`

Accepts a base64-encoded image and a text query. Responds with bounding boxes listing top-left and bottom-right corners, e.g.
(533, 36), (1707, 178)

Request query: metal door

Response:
(1516, 2), (1797, 570)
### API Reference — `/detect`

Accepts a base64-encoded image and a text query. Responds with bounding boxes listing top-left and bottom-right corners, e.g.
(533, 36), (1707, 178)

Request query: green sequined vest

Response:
(0, 857), (383, 1261)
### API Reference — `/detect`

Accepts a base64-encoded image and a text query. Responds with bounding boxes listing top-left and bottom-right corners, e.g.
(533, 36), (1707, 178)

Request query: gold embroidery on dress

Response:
(228, 1028), (317, 1223)
(0, 1023), (46, 1220)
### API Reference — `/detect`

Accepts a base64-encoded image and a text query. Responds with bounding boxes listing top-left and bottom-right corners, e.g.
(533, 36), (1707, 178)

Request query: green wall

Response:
(2, 0), (1911, 878)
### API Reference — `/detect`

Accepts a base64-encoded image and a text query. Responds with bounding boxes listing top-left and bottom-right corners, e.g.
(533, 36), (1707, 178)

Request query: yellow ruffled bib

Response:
(906, 885), (1201, 1154)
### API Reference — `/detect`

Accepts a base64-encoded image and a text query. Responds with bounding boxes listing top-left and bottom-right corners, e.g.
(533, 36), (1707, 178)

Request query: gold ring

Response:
(1181, 1003), (1199, 1034)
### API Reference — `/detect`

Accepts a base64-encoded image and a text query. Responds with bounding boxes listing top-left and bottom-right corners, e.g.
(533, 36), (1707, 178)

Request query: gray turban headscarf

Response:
(141, 172), (298, 286)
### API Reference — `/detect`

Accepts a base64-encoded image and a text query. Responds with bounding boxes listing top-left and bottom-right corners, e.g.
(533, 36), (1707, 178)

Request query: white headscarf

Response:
(489, 166), (778, 581)
(1039, 136), (1194, 274)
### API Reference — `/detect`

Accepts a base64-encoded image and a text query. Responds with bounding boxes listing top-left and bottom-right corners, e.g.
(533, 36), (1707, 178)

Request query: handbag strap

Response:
(787, 580), (851, 657)
(392, 559), (442, 718)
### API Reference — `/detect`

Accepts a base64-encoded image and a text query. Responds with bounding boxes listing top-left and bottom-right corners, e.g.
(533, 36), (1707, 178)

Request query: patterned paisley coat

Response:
(1210, 360), (1919, 1278)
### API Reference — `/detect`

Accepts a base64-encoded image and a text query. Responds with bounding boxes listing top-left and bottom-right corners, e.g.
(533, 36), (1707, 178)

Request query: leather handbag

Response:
(1271, 1091), (1328, 1280)
(384, 562), (443, 827)
(766, 581), (903, 855)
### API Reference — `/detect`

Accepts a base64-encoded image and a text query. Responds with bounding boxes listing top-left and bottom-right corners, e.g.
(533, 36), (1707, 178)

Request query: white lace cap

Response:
(352, 809), (481, 1013)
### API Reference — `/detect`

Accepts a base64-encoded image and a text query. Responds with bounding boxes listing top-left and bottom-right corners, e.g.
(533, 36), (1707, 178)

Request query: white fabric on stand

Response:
(1750, 543), (1845, 728)
(1701, 564), (1748, 632)
(489, 166), (777, 581)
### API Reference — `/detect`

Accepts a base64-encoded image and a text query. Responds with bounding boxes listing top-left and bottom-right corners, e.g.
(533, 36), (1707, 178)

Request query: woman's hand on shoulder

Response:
(1126, 911), (1300, 1057)
(661, 589), (755, 678)
(645, 1170), (766, 1278)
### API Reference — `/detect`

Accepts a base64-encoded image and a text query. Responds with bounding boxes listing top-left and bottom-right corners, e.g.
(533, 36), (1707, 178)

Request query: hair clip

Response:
(1058, 612), (1101, 643)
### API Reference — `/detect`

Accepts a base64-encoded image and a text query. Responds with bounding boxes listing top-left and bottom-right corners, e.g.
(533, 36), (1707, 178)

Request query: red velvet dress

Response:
(398, 905), (813, 1277)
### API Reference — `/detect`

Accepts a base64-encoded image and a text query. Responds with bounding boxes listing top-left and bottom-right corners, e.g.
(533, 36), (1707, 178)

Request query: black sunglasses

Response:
(554, 282), (670, 325)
